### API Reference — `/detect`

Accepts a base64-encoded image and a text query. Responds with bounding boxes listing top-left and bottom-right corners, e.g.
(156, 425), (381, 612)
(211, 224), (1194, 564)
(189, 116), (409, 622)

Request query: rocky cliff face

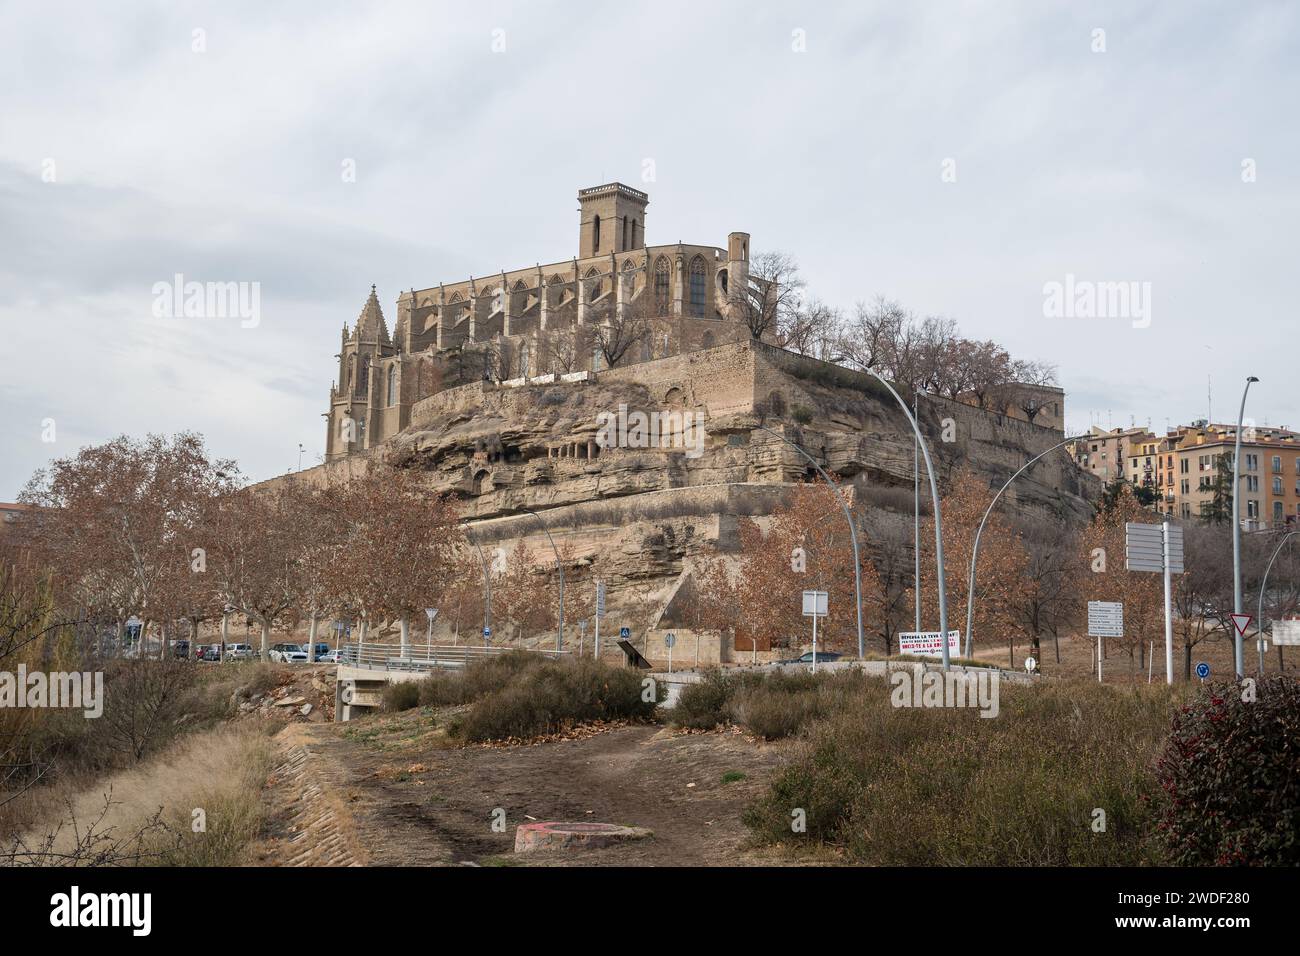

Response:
(276, 342), (1098, 640)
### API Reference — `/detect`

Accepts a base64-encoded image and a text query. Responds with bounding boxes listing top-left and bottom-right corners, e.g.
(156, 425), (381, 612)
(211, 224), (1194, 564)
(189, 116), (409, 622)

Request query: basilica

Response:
(324, 183), (766, 460)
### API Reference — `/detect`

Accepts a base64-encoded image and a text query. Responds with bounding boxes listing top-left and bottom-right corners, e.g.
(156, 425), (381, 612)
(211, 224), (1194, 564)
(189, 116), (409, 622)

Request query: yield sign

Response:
(1230, 613), (1253, 637)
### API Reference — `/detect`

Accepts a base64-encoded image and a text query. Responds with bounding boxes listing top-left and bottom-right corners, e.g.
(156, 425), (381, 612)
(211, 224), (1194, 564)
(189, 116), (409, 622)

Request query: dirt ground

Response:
(252, 711), (793, 867)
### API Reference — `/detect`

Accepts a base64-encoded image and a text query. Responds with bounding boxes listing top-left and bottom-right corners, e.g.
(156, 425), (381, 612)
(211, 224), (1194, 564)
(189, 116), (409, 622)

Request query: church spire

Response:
(355, 284), (390, 344)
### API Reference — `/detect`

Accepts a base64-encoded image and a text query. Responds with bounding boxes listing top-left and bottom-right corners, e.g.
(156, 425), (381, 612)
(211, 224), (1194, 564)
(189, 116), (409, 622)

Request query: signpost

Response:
(482, 625), (491, 643)
(897, 630), (961, 659)
(1273, 619), (1300, 646)
(594, 581), (606, 660)
(425, 607), (437, 643)
(801, 590), (828, 672)
(1126, 520), (1183, 685)
(1087, 600), (1123, 684)
(1195, 661), (1210, 682)
(665, 632), (676, 674)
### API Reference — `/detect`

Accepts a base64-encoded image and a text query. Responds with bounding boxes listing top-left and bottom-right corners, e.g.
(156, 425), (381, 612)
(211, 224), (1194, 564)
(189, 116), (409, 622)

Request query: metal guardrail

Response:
(337, 642), (565, 672)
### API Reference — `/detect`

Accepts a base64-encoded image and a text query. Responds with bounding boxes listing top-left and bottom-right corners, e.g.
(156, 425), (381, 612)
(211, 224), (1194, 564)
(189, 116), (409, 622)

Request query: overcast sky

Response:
(2, 0), (1297, 498)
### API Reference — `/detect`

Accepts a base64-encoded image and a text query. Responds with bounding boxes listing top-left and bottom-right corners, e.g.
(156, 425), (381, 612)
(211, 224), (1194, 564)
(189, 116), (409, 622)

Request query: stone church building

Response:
(325, 183), (766, 460)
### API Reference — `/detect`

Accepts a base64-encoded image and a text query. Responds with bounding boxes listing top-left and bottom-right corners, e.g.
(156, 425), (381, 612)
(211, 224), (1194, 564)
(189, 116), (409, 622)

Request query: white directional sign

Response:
(801, 590), (828, 617)
(596, 581), (607, 619)
(1125, 522), (1184, 574)
(897, 630), (961, 658)
(1087, 601), (1124, 638)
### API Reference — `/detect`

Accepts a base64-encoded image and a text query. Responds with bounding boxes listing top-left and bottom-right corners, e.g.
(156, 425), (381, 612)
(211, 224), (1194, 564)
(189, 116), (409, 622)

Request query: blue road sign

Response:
(1195, 661), (1210, 679)
(483, 626), (492, 638)
(619, 627), (631, 639)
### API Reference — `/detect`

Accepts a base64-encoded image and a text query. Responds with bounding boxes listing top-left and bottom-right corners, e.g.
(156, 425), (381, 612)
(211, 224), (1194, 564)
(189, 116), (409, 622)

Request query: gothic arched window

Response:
(654, 257), (670, 312)
(689, 257), (707, 316)
(386, 366), (397, 406)
(592, 214), (601, 252)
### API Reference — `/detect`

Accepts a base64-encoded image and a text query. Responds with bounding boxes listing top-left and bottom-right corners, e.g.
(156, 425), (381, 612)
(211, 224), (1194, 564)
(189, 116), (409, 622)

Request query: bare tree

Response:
(587, 294), (654, 369)
(737, 251), (805, 341)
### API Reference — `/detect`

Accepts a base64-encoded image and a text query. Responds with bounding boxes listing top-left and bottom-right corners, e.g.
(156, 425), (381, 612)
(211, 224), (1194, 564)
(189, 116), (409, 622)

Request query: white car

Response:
(225, 643), (256, 661)
(270, 642), (308, 663)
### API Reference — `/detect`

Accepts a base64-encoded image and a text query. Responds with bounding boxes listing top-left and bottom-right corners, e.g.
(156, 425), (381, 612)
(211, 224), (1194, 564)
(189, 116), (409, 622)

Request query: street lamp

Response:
(857, 373), (952, 670)
(520, 507), (565, 652)
(460, 527), (492, 640)
(1256, 530), (1297, 676)
(963, 434), (1079, 658)
(752, 424), (864, 660)
(1232, 375), (1259, 678)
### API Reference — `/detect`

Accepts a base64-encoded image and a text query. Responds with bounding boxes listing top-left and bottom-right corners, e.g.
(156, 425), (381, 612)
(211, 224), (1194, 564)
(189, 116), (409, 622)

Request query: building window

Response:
(622, 217), (629, 251)
(1248, 500), (1259, 519)
(1247, 453), (1258, 471)
(1274, 477), (1283, 494)
(654, 257), (670, 312)
(386, 366), (397, 406)
(1275, 501), (1284, 524)
(1273, 455), (1282, 473)
(631, 220), (639, 248)
(592, 215), (601, 252)
(689, 257), (707, 316)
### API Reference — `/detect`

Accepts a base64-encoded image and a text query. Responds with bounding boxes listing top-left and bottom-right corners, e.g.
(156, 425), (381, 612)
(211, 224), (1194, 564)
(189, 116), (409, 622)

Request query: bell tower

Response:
(577, 182), (649, 258)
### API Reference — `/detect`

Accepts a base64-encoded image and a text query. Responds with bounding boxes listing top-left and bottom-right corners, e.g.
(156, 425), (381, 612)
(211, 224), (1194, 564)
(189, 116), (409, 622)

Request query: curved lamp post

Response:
(520, 507), (565, 652)
(752, 424), (864, 660)
(860, 374), (951, 670)
(1256, 530), (1298, 676)
(1232, 376), (1259, 678)
(963, 435), (1079, 658)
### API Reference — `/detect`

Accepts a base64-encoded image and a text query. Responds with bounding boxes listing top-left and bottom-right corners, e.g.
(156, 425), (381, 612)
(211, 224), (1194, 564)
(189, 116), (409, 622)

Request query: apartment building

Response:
(1172, 428), (1300, 528)
(1070, 425), (1149, 482)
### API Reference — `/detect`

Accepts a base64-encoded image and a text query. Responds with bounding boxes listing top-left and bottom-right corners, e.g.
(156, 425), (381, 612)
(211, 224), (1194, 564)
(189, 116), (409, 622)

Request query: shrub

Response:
(452, 657), (661, 742)
(671, 668), (751, 730)
(1154, 677), (1300, 866)
(791, 405), (814, 425)
(381, 681), (421, 712)
(744, 679), (1177, 865)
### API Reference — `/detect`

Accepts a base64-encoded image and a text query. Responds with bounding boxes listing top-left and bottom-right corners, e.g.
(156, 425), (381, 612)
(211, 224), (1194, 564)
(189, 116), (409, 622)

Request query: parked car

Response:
(224, 643), (256, 661)
(201, 644), (222, 661)
(302, 642), (331, 662)
(779, 650), (843, 665)
(172, 640), (191, 659)
(270, 642), (309, 663)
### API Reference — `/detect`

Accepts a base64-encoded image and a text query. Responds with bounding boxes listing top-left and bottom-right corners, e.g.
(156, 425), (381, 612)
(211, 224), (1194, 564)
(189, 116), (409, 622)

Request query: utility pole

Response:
(1232, 376), (1258, 678)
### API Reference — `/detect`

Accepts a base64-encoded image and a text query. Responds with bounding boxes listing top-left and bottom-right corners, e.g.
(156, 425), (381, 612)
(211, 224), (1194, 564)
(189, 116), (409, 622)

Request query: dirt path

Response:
(255, 716), (789, 867)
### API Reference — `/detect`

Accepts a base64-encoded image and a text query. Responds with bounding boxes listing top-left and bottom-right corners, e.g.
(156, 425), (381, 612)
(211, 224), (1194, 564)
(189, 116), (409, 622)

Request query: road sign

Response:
(1230, 613), (1253, 637)
(596, 581), (606, 619)
(664, 632), (676, 648)
(1125, 522), (1184, 574)
(483, 626), (492, 638)
(1273, 619), (1300, 646)
(425, 608), (437, 622)
(1025, 656), (1037, 673)
(1195, 661), (1210, 680)
(619, 626), (630, 639)
(897, 630), (961, 658)
(1087, 601), (1123, 638)
(801, 590), (828, 617)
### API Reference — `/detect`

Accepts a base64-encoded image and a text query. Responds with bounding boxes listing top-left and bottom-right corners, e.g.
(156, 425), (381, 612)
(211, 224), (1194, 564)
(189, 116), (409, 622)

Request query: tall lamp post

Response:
(1232, 375), (1259, 678)
(520, 507), (565, 652)
(963, 434), (1079, 658)
(463, 532), (492, 640)
(752, 424), (864, 659)
(861, 375), (951, 670)
(1257, 530), (1297, 676)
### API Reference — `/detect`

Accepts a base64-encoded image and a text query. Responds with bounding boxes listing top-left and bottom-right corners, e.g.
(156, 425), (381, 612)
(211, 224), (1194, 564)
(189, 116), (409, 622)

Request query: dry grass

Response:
(9, 724), (276, 866)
